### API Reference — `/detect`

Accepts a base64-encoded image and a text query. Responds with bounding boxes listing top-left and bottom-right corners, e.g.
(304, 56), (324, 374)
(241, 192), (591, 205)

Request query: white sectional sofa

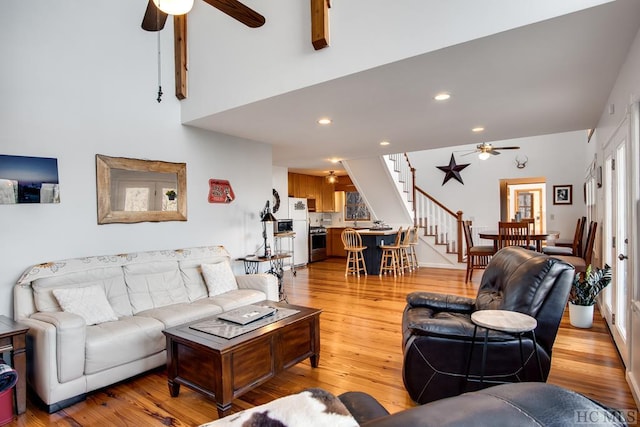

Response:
(13, 245), (278, 412)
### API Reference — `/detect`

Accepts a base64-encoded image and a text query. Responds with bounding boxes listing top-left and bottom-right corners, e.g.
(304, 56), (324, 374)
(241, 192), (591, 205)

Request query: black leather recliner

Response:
(340, 382), (627, 426)
(402, 246), (574, 404)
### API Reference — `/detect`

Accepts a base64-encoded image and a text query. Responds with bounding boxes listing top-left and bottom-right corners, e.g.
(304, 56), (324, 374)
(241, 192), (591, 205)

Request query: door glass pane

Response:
(615, 145), (627, 336)
(603, 157), (613, 310)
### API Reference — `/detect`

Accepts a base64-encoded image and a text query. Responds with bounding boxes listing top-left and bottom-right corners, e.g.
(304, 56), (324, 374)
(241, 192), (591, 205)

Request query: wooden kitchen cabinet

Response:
(288, 172), (335, 212)
(327, 228), (346, 257)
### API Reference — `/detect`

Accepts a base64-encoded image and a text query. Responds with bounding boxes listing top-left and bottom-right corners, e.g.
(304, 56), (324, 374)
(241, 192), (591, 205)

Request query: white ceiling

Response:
(186, 0), (640, 176)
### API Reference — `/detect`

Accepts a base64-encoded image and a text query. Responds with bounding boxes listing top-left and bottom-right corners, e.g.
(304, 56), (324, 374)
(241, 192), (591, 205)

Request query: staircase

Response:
(384, 154), (465, 269)
(341, 153), (465, 269)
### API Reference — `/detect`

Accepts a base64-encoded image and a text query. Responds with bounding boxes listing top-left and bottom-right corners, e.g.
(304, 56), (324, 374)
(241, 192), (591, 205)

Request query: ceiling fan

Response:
(141, 0), (265, 32)
(141, 0), (265, 101)
(463, 142), (520, 160)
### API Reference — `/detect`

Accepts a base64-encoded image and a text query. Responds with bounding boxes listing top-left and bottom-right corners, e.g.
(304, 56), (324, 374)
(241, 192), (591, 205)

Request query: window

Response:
(345, 192), (370, 221)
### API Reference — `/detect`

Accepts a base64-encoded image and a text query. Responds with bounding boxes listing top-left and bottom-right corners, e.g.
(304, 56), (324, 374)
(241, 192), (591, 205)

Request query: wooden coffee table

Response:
(163, 301), (321, 417)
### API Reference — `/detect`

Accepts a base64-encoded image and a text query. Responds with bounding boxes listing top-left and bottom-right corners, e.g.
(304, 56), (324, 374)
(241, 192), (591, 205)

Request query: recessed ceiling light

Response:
(472, 127), (485, 133)
(434, 93), (451, 101)
(380, 140), (390, 146)
(329, 158), (340, 164)
(317, 118), (332, 125)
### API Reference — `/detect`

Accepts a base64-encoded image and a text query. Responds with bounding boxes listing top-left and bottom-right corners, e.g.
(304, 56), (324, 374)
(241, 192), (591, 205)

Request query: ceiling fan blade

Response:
(492, 146), (520, 150)
(141, 0), (168, 31)
(490, 150), (501, 155)
(202, 0), (265, 27)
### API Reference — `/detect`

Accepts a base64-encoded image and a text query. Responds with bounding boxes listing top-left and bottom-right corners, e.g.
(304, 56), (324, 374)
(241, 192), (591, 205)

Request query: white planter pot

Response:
(569, 303), (594, 328)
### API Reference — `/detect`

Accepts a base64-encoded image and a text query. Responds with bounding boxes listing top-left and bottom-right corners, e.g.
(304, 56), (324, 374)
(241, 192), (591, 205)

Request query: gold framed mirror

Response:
(96, 154), (187, 224)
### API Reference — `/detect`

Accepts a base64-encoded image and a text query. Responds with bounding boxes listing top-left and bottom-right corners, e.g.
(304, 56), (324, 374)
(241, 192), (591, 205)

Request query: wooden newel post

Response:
(456, 211), (464, 263)
(411, 167), (417, 224)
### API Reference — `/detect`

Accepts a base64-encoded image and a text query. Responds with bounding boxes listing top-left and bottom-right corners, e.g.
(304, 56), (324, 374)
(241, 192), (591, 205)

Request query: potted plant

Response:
(568, 264), (612, 328)
(165, 190), (177, 201)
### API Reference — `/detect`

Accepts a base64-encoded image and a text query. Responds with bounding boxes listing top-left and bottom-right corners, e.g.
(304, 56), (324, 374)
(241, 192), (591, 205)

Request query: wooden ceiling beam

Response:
(311, 0), (330, 50)
(173, 14), (188, 100)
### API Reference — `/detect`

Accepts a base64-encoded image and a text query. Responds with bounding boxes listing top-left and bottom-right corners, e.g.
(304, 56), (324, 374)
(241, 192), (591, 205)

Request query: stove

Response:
(309, 226), (327, 262)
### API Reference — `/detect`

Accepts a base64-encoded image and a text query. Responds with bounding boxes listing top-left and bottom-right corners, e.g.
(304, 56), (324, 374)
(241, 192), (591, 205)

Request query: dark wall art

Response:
(436, 154), (470, 185)
(0, 155), (60, 204)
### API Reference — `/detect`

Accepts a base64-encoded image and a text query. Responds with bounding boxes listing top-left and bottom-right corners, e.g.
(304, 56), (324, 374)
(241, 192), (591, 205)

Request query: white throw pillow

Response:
(53, 285), (118, 325)
(201, 261), (238, 297)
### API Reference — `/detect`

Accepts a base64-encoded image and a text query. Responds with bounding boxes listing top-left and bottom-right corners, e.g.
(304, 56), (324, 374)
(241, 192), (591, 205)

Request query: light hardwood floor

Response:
(10, 258), (637, 426)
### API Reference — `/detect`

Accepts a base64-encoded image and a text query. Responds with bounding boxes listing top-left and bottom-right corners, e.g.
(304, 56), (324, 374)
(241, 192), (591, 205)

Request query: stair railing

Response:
(414, 186), (464, 263)
(386, 153), (464, 263)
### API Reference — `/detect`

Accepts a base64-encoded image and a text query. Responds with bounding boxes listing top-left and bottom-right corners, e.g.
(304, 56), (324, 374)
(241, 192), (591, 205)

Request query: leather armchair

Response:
(402, 246), (574, 404)
(340, 382), (627, 426)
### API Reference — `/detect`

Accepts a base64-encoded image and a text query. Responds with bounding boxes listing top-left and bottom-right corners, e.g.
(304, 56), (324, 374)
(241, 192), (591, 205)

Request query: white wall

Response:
(183, 0), (611, 121)
(408, 130), (588, 240)
(0, 1), (274, 317)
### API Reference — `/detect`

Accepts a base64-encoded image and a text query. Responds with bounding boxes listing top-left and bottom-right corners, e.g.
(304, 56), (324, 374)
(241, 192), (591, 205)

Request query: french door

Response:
(602, 116), (631, 366)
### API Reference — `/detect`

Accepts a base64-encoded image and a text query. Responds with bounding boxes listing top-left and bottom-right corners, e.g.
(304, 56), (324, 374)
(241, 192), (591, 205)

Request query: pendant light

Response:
(326, 171), (338, 184)
(153, 0), (194, 15)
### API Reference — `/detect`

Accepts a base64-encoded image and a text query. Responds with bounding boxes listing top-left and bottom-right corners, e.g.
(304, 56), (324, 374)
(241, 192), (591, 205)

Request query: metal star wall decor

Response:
(436, 154), (470, 185)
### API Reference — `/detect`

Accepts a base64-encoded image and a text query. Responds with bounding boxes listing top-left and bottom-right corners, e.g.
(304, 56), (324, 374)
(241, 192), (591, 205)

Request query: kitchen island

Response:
(355, 229), (399, 275)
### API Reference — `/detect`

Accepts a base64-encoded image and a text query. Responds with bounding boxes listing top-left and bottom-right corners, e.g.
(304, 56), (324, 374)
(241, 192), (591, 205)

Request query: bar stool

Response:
(399, 225), (414, 273)
(407, 225), (419, 270)
(341, 228), (367, 276)
(379, 227), (403, 276)
(465, 310), (543, 386)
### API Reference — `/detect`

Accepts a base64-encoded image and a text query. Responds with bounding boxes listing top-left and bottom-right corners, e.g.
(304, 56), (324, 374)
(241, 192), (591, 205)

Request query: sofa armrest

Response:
(31, 311), (86, 383)
(236, 274), (279, 302)
(338, 391), (390, 425)
(406, 291), (475, 313)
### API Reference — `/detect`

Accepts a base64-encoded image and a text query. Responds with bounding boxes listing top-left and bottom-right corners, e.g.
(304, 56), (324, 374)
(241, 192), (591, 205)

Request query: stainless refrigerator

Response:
(288, 197), (309, 266)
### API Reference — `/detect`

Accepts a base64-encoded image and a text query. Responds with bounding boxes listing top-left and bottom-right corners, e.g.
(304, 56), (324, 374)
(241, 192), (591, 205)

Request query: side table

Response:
(465, 310), (543, 386)
(236, 254), (291, 302)
(0, 315), (29, 415)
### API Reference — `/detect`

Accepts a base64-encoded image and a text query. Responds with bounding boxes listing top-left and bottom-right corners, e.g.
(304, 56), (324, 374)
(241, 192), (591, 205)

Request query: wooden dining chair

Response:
(542, 216), (585, 257)
(498, 221), (530, 250)
(379, 227), (403, 276)
(341, 228), (367, 276)
(522, 217), (536, 234)
(462, 220), (495, 283)
(552, 221), (597, 274)
(549, 216), (586, 257)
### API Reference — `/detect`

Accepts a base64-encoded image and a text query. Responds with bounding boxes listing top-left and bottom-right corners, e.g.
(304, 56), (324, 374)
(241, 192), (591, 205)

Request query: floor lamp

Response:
(261, 200), (277, 257)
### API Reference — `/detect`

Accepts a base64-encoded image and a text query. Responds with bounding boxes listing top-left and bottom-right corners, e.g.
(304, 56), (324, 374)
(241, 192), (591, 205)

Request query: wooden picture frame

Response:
(553, 185), (572, 205)
(96, 154), (187, 224)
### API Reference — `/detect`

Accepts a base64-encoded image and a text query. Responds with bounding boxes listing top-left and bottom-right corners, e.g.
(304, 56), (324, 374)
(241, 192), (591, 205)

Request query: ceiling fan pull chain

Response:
(156, 15), (163, 103)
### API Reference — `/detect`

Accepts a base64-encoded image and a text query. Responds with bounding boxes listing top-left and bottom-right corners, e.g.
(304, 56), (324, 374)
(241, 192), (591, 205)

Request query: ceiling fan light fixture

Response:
(326, 171), (338, 184)
(153, 0), (194, 16)
(478, 151), (491, 160)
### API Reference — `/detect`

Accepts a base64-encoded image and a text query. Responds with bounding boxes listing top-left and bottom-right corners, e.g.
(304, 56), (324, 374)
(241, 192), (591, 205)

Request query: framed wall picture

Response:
(553, 185), (572, 205)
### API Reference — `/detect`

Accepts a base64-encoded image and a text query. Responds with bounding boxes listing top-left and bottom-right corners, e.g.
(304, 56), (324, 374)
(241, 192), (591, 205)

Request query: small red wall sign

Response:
(208, 179), (235, 203)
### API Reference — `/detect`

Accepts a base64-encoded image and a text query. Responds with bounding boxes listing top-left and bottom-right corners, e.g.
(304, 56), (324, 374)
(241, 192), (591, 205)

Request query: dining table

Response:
(478, 230), (560, 252)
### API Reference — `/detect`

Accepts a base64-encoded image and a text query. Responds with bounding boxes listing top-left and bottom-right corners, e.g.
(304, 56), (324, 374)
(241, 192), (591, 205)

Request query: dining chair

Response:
(522, 218), (536, 234)
(552, 221), (597, 274)
(379, 227), (403, 276)
(542, 216), (585, 257)
(341, 228), (367, 276)
(463, 220), (495, 283)
(497, 221), (531, 250)
(549, 216), (586, 257)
